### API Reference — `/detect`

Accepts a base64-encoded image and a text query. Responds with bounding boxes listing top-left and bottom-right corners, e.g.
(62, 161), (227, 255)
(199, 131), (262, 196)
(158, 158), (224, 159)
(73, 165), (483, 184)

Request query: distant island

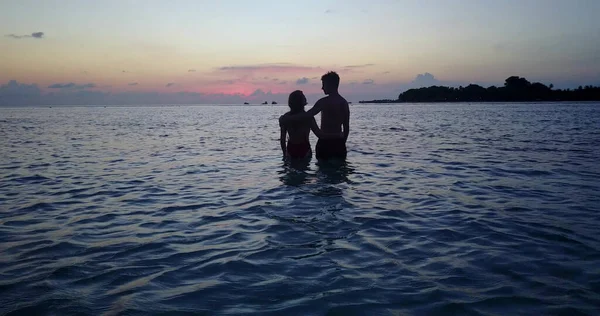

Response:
(243, 101), (278, 105)
(360, 76), (600, 103)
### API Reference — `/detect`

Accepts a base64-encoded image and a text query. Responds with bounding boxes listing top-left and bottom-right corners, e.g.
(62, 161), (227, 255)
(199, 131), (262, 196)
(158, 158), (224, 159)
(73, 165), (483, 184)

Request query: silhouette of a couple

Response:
(279, 71), (349, 161)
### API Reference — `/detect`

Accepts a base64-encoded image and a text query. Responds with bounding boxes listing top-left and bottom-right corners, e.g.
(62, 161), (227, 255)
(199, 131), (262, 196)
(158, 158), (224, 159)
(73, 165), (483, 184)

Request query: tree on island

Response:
(359, 76), (600, 103)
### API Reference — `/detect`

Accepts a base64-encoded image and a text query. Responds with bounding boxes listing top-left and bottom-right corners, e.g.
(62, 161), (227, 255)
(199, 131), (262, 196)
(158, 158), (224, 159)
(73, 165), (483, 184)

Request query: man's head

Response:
(321, 71), (340, 95)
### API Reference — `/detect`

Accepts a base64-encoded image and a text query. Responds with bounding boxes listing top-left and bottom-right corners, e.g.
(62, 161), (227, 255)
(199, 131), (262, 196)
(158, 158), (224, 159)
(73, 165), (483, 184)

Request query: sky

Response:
(1, 0), (599, 105)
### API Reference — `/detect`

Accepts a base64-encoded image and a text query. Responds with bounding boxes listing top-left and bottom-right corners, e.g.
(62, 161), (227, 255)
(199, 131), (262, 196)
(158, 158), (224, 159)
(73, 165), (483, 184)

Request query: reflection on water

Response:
(315, 159), (355, 185)
(278, 158), (354, 195)
(278, 157), (313, 187)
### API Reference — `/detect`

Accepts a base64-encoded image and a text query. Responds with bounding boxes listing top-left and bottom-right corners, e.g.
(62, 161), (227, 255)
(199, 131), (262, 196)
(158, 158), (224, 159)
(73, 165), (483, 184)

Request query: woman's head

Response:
(288, 90), (307, 113)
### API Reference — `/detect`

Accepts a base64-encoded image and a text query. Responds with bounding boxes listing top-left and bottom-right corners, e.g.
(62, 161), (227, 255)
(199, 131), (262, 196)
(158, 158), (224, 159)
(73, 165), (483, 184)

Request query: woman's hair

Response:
(288, 90), (307, 114)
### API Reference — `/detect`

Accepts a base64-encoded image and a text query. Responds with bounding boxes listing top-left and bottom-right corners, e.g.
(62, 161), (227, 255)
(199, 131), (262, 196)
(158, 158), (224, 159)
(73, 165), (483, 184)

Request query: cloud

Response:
(325, 9), (334, 14)
(218, 63), (321, 75)
(341, 64), (376, 74)
(0, 80), (41, 96)
(213, 79), (239, 85)
(382, 71), (391, 74)
(5, 32), (44, 39)
(0, 79), (301, 106)
(0, 80), (110, 106)
(387, 72), (467, 94)
(0, 72), (479, 106)
(272, 78), (279, 81)
(166, 83), (175, 87)
(411, 72), (440, 87)
(188, 69), (196, 72)
(250, 89), (274, 97)
(296, 77), (309, 85)
(48, 82), (96, 89)
(48, 83), (75, 89)
(344, 64), (375, 69)
(1, 79), (254, 106)
(311, 77), (318, 79)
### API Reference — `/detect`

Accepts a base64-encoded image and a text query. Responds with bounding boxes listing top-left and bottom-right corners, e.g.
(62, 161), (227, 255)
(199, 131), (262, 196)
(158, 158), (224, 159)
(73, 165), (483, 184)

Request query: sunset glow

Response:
(2, 0), (599, 105)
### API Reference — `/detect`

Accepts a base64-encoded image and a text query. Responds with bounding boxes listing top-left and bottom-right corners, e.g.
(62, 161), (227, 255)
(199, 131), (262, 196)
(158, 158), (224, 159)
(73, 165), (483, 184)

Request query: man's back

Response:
(313, 93), (349, 160)
(318, 94), (349, 134)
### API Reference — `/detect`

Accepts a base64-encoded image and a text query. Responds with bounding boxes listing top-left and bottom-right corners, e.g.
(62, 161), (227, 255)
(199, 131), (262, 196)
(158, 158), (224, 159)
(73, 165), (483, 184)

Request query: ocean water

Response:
(1, 103), (599, 315)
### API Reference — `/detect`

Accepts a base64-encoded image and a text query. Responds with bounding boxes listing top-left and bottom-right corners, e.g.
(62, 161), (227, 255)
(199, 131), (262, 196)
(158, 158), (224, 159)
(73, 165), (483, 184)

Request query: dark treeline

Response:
(360, 76), (600, 103)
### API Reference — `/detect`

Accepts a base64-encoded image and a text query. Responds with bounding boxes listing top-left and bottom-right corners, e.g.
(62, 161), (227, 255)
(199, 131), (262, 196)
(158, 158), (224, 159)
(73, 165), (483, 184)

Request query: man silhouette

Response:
(279, 71), (349, 160)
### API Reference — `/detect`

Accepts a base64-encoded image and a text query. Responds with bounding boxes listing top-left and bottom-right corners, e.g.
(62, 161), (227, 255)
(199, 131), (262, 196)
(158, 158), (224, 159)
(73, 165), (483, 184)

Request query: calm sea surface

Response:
(1, 103), (599, 315)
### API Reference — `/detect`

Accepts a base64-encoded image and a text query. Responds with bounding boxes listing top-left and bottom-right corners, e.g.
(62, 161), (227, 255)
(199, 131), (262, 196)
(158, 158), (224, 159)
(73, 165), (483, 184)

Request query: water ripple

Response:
(1, 103), (599, 315)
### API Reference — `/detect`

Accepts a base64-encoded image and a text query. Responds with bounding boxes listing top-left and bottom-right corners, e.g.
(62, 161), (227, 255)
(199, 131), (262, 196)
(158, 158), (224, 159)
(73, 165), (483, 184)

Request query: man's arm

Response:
(306, 98), (325, 116)
(342, 101), (350, 142)
(279, 99), (325, 124)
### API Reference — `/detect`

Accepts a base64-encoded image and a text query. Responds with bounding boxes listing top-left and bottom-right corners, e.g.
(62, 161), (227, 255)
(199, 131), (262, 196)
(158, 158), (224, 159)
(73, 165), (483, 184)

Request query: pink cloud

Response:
(169, 63), (373, 96)
(183, 66), (322, 96)
(0, 78), (404, 105)
(7, 63), (391, 103)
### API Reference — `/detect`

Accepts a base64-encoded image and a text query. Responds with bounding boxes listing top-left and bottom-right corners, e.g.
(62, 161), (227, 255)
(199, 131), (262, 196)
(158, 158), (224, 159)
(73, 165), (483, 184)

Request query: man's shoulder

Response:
(324, 95), (348, 107)
(336, 94), (349, 103)
(342, 96), (350, 108)
(323, 94), (347, 103)
(315, 96), (329, 105)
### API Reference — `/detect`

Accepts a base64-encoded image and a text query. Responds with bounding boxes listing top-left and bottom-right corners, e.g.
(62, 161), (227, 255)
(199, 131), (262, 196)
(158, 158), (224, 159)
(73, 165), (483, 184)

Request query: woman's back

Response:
(281, 111), (313, 144)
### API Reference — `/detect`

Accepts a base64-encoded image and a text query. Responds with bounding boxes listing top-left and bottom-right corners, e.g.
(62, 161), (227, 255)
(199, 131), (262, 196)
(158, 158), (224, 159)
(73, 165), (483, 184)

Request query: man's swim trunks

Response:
(287, 142), (311, 159)
(315, 138), (347, 160)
